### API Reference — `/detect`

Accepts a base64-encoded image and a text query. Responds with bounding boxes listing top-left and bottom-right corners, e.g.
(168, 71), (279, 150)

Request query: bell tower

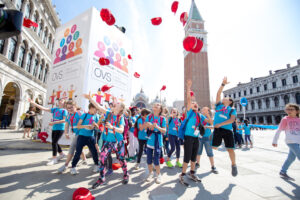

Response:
(184, 0), (210, 108)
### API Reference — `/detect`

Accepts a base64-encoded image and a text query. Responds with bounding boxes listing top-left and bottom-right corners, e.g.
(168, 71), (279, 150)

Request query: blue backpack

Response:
(178, 112), (194, 140)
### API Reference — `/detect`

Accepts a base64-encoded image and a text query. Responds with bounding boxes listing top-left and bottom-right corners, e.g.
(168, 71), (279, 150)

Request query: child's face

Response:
(285, 106), (298, 117)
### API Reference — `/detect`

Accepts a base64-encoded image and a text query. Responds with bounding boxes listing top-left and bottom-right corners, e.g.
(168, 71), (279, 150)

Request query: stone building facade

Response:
(223, 59), (300, 125)
(0, 0), (60, 128)
(184, 0), (210, 108)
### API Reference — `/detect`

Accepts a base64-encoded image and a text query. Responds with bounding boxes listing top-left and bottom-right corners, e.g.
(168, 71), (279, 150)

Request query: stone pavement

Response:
(0, 130), (299, 200)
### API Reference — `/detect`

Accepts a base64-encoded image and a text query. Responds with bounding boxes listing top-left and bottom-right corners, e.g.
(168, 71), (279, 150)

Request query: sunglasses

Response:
(285, 108), (296, 111)
(66, 106), (73, 109)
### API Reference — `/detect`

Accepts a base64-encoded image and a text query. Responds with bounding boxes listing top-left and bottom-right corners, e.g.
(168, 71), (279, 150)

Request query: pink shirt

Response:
(273, 116), (300, 144)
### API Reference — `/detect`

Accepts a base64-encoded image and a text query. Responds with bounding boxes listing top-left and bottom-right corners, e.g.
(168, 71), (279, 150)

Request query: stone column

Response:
(271, 115), (276, 125)
(2, 39), (10, 57)
(263, 116), (267, 125)
(13, 39), (21, 63)
(279, 95), (285, 107)
(255, 116), (259, 124)
(22, 48), (29, 69)
(10, 97), (22, 129)
(290, 93), (296, 104)
(29, 52), (36, 74)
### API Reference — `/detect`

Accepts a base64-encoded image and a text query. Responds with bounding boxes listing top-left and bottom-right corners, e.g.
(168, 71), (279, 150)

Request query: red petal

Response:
(171, 1), (179, 14)
(134, 72), (140, 78)
(180, 12), (188, 26)
(190, 91), (194, 97)
(191, 38), (203, 53)
(23, 18), (38, 28)
(99, 57), (110, 66)
(106, 14), (116, 26)
(183, 36), (197, 52)
(151, 17), (162, 26)
(100, 9), (112, 22)
(160, 85), (166, 91)
(101, 85), (113, 92)
(128, 54), (132, 60)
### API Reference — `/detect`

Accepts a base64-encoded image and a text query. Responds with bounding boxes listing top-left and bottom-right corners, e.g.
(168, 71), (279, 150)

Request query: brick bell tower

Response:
(184, 0), (210, 108)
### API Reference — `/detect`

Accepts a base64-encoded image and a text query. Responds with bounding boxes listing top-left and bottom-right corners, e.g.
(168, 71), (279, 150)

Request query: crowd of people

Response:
(26, 77), (300, 188)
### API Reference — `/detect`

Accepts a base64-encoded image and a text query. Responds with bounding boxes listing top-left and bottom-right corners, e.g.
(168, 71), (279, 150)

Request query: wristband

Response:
(221, 83), (225, 86)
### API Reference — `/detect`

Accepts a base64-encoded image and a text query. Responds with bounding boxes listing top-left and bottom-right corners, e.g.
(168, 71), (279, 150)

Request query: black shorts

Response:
(212, 128), (235, 149)
(183, 136), (199, 163)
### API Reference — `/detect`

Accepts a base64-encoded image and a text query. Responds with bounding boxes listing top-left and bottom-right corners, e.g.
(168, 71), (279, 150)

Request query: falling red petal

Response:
(106, 14), (116, 26)
(160, 85), (166, 91)
(151, 17), (162, 26)
(23, 18), (38, 28)
(171, 1), (179, 14)
(134, 72), (140, 78)
(180, 12), (188, 26)
(100, 8), (112, 22)
(191, 39), (203, 53)
(101, 85), (113, 92)
(190, 91), (194, 97)
(99, 57), (110, 66)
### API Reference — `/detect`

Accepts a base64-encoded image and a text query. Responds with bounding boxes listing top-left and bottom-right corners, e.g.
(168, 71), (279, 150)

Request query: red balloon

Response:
(112, 163), (121, 170)
(101, 85), (113, 92)
(151, 17), (162, 26)
(190, 91), (194, 97)
(128, 54), (132, 60)
(99, 57), (110, 66)
(160, 85), (166, 91)
(180, 12), (188, 26)
(100, 8), (111, 22)
(134, 72), (140, 78)
(191, 39), (203, 53)
(106, 14), (116, 26)
(171, 1), (179, 14)
(23, 18), (38, 28)
(183, 36), (203, 53)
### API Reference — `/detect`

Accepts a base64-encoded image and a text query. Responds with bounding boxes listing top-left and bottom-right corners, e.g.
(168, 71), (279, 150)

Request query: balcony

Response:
(236, 106), (285, 114)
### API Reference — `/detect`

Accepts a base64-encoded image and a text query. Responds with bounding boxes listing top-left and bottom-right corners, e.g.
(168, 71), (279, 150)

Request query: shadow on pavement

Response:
(276, 179), (300, 199)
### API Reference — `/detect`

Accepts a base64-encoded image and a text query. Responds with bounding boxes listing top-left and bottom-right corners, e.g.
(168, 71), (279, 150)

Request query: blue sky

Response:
(53, 0), (300, 105)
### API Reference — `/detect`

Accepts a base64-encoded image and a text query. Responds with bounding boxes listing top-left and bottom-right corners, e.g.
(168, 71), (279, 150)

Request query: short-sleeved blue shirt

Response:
(243, 124), (251, 135)
(78, 113), (100, 137)
(66, 111), (82, 135)
(137, 117), (147, 140)
(213, 102), (237, 130)
(185, 109), (204, 138)
(51, 108), (68, 131)
(104, 111), (125, 142)
(168, 117), (181, 136)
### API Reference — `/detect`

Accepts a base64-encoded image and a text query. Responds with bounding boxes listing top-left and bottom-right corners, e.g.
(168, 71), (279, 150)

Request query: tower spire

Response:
(188, 0), (203, 21)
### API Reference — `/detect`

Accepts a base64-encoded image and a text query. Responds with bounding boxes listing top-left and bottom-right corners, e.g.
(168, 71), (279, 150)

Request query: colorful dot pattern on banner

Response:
(94, 35), (129, 73)
(54, 24), (83, 64)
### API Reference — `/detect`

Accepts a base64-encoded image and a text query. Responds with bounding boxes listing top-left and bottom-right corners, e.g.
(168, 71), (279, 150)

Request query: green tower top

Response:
(188, 0), (203, 21)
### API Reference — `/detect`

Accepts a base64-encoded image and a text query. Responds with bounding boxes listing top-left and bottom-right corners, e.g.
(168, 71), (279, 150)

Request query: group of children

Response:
(28, 76), (300, 188)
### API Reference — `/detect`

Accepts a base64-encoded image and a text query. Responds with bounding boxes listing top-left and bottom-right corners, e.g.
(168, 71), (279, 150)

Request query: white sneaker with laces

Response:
(134, 163), (140, 170)
(57, 165), (66, 173)
(70, 167), (78, 175)
(145, 172), (154, 182)
(57, 154), (66, 161)
(47, 158), (58, 166)
(93, 165), (99, 173)
(155, 174), (161, 184)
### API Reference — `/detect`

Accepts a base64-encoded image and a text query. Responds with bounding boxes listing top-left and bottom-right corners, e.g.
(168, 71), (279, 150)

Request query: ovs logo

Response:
(94, 36), (128, 73)
(54, 24), (83, 64)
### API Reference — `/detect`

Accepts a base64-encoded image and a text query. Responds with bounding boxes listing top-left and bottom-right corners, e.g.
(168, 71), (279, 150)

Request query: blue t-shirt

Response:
(185, 109), (205, 138)
(213, 102), (237, 130)
(200, 116), (212, 138)
(146, 115), (166, 149)
(243, 124), (251, 135)
(238, 125), (243, 135)
(78, 113), (100, 137)
(51, 108), (68, 131)
(104, 111), (125, 142)
(137, 117), (147, 140)
(129, 116), (137, 132)
(66, 111), (82, 135)
(168, 117), (181, 136)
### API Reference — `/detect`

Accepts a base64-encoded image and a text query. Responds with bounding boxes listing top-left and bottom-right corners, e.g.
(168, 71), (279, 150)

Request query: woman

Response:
(23, 107), (36, 138)
(134, 108), (151, 170)
(272, 103), (300, 180)
(57, 100), (87, 173)
(144, 103), (166, 184)
(29, 98), (68, 165)
(195, 107), (217, 174)
(212, 77), (238, 177)
(84, 94), (129, 188)
(166, 108), (182, 168)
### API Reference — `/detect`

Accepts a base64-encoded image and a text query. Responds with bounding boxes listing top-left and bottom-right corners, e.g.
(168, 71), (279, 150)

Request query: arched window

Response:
(32, 58), (39, 77)
(38, 21), (43, 37)
(33, 12), (38, 31)
(7, 38), (17, 61)
(266, 98), (270, 109)
(38, 62), (43, 80)
(274, 97), (279, 107)
(47, 35), (52, 49)
(251, 101), (255, 110)
(25, 51), (32, 72)
(43, 66), (48, 83)
(258, 100), (262, 109)
(24, 2), (31, 18)
(295, 93), (300, 105)
(284, 95), (290, 105)
(15, 0), (23, 11)
(17, 44), (25, 67)
(0, 40), (5, 54)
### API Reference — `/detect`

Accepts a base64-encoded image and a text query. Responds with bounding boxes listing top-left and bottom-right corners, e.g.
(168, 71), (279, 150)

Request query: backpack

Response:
(146, 114), (164, 138)
(133, 116), (142, 138)
(178, 111), (205, 140)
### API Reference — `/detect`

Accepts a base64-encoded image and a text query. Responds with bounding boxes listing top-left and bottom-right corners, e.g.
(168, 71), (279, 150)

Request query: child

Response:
(166, 108), (182, 168)
(70, 103), (101, 175)
(243, 119), (253, 148)
(212, 77), (238, 177)
(134, 108), (151, 170)
(144, 103), (166, 184)
(57, 100), (87, 173)
(272, 103), (300, 179)
(29, 98), (68, 165)
(195, 107), (218, 174)
(128, 107), (138, 161)
(236, 121), (243, 148)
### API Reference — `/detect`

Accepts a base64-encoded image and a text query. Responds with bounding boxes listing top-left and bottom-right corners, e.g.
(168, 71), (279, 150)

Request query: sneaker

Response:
(155, 174), (162, 184)
(105, 169), (113, 176)
(280, 172), (294, 180)
(57, 154), (66, 161)
(232, 165), (238, 177)
(145, 172), (154, 182)
(179, 174), (189, 186)
(93, 165), (99, 173)
(166, 161), (174, 168)
(57, 165), (67, 173)
(195, 163), (200, 168)
(70, 167), (79, 175)
(92, 178), (104, 189)
(47, 158), (58, 166)
(134, 163), (140, 170)
(211, 166), (218, 174)
(176, 161), (183, 168)
(187, 172), (201, 182)
(81, 160), (88, 165)
(122, 175), (129, 185)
